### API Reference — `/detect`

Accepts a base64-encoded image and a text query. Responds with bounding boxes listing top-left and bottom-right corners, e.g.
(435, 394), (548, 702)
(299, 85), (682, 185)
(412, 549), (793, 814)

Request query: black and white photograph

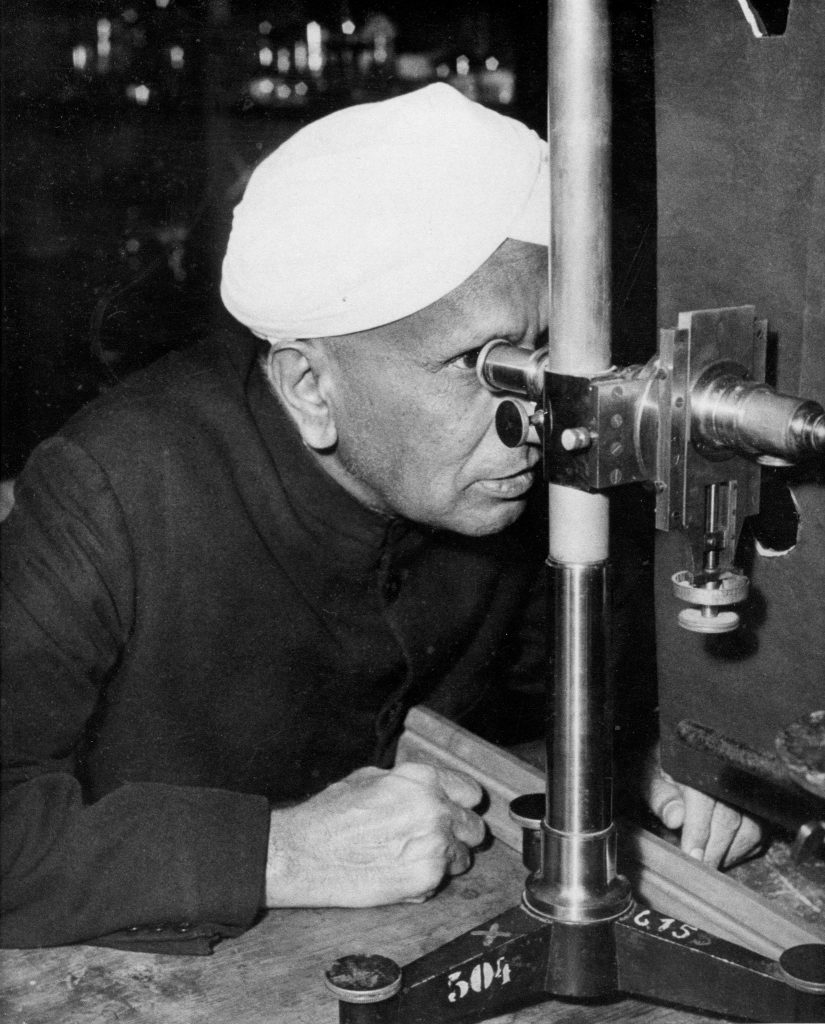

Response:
(1, 1), (823, 1021)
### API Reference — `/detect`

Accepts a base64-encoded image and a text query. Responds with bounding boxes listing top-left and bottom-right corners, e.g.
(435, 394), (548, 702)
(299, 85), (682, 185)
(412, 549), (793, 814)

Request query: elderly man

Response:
(1, 84), (759, 955)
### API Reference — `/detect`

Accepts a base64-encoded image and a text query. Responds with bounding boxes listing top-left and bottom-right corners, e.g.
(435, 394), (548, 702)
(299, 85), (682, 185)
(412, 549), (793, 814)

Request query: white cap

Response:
(220, 83), (549, 340)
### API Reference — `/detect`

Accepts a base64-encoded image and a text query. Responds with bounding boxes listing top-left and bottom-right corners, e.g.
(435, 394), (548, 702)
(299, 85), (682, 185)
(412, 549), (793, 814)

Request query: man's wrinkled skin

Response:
(262, 239), (762, 909)
(266, 763), (486, 908)
(265, 240), (547, 537)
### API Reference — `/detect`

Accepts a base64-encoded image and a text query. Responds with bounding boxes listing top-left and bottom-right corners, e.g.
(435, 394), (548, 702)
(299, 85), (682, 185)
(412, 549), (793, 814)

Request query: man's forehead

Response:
(424, 245), (547, 330)
(388, 266), (546, 358)
(319, 242), (547, 363)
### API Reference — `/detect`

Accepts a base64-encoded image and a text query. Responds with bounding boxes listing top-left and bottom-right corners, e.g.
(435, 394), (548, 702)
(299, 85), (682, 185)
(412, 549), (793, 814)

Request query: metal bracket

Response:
(543, 367), (652, 490)
(540, 307), (776, 581)
(656, 306), (765, 573)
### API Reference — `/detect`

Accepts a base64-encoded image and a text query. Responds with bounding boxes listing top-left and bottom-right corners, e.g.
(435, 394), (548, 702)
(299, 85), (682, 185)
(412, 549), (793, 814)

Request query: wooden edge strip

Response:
(396, 705), (821, 961)
(615, 821), (820, 952)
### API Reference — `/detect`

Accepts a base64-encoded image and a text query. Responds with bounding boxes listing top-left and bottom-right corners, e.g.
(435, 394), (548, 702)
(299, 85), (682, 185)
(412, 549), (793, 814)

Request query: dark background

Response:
(1, 0), (657, 478)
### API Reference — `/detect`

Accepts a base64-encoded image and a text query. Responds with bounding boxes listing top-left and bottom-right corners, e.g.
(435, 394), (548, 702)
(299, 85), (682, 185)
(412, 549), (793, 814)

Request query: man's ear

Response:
(263, 342), (338, 450)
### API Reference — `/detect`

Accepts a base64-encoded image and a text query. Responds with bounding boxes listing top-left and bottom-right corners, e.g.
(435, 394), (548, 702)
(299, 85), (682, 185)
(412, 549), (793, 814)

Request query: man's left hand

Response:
(643, 747), (763, 869)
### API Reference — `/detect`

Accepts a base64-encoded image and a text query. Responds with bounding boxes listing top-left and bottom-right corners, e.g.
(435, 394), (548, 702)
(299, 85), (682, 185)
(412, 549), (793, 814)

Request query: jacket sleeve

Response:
(1, 438), (271, 953)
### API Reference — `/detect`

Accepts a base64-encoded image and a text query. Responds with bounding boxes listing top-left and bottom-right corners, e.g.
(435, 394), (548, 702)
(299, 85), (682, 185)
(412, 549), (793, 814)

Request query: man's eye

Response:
(454, 347), (483, 370)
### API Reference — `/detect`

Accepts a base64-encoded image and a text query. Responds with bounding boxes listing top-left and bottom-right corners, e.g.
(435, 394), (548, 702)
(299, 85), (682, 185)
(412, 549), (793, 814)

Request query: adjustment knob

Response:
(325, 954), (402, 1004)
(677, 607), (741, 634)
(778, 944), (825, 994)
(560, 427), (593, 452)
(509, 793), (545, 872)
(671, 569), (749, 634)
(496, 400), (544, 448)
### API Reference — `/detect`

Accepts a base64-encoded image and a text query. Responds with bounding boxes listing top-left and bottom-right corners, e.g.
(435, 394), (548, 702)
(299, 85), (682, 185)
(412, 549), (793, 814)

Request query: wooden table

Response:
(1, 839), (731, 1024)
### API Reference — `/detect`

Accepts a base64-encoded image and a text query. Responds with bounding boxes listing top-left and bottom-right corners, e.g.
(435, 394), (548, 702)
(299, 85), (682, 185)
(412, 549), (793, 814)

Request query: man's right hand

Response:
(264, 762), (485, 909)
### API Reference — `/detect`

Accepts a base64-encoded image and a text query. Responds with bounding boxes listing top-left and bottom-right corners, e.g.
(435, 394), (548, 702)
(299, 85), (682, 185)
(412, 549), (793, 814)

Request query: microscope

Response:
(325, 2), (824, 1020)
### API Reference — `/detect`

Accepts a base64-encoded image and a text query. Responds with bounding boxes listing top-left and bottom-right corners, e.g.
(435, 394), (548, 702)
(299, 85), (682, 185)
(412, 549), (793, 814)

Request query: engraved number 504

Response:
(447, 958), (512, 1002)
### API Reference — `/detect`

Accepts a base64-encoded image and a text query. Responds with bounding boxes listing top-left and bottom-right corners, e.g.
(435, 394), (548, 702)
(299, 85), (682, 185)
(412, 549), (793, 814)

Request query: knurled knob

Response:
(325, 954), (402, 1004)
(671, 569), (749, 607)
(672, 569), (749, 634)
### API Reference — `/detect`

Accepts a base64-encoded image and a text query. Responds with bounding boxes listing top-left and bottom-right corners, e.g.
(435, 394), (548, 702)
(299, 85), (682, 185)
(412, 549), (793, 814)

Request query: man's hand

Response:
(643, 746), (763, 868)
(264, 762), (486, 908)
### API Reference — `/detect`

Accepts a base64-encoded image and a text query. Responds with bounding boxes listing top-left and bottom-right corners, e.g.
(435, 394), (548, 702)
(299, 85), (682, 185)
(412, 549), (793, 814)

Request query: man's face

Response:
(320, 240), (548, 536)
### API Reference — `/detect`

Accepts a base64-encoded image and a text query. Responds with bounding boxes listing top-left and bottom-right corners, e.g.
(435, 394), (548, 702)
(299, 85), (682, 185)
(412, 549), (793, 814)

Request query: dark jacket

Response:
(1, 327), (546, 954)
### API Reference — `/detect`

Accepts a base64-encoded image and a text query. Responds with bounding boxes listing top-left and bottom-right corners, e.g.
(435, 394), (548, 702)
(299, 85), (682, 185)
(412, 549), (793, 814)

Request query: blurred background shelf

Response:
(1, 0), (655, 478)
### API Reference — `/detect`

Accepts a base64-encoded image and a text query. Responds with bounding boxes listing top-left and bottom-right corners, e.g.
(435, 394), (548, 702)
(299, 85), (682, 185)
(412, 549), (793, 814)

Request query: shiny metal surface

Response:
(691, 370), (825, 461)
(655, 309), (764, 565)
(548, 0), (612, 376)
(523, 825), (631, 923)
(524, 560), (631, 923)
(531, 0), (621, 924)
(545, 561), (612, 834)
(560, 427), (594, 452)
(476, 340), (548, 401)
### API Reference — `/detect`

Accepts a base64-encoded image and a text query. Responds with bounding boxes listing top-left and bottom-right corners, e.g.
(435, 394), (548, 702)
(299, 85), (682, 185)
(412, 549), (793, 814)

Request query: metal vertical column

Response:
(524, 0), (631, 931)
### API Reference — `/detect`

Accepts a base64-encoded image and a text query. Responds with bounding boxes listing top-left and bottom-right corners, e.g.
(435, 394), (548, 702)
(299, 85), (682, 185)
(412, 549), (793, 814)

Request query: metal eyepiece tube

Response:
(476, 341), (548, 401)
(691, 374), (825, 461)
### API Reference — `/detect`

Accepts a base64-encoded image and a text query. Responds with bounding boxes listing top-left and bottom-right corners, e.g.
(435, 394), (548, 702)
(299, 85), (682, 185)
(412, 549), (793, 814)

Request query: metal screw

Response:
(610, 414), (623, 429)
(609, 469), (623, 485)
(609, 441), (624, 457)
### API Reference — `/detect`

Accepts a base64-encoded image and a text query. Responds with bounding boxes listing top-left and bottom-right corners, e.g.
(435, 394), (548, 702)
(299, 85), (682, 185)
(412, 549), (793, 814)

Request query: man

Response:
(1, 84), (759, 955)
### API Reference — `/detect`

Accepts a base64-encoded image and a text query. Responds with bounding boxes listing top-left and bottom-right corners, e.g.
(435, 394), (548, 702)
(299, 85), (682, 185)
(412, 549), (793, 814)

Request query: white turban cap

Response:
(220, 83), (549, 340)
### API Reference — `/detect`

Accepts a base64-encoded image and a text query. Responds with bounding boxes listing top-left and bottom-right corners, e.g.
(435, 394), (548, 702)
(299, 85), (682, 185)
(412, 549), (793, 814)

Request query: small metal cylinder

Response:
(778, 944), (825, 995)
(476, 340), (548, 401)
(509, 793), (545, 871)
(325, 955), (402, 1023)
(524, 825), (630, 923)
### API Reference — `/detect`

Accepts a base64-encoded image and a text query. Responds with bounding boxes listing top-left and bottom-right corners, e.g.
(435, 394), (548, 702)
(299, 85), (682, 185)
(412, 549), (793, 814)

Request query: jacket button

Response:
(382, 573), (401, 601)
